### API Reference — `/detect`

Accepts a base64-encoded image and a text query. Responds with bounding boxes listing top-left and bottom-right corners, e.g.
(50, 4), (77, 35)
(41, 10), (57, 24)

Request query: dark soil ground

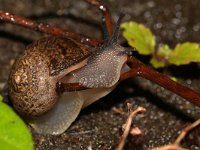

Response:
(0, 0), (200, 149)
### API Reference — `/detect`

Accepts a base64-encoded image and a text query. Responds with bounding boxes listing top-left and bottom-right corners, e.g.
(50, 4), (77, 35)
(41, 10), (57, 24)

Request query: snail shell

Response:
(8, 36), (90, 117)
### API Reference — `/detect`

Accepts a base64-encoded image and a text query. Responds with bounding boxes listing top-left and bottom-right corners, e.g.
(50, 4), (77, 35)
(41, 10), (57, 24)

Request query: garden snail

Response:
(8, 15), (133, 134)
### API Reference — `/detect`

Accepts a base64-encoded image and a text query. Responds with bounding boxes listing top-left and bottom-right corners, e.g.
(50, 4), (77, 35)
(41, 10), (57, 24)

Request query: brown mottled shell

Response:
(8, 36), (90, 117)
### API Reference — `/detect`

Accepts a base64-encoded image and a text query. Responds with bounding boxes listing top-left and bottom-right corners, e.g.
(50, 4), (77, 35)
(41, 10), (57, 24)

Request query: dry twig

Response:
(116, 105), (146, 150)
(151, 118), (200, 150)
(112, 107), (128, 116)
(114, 104), (200, 150)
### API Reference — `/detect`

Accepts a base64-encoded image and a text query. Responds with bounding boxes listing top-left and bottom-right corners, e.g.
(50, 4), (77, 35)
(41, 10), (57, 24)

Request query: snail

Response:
(8, 15), (133, 134)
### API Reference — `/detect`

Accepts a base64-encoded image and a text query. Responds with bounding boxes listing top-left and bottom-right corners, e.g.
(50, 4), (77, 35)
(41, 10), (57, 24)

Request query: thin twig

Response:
(0, 11), (101, 46)
(112, 107), (128, 116)
(151, 118), (200, 150)
(174, 118), (200, 145)
(122, 57), (200, 107)
(151, 144), (187, 150)
(62, 57), (200, 108)
(83, 0), (113, 36)
(116, 106), (146, 150)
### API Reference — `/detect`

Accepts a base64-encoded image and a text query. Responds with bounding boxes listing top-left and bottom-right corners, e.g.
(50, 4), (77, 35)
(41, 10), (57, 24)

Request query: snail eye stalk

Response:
(102, 13), (125, 47)
(110, 13), (125, 44)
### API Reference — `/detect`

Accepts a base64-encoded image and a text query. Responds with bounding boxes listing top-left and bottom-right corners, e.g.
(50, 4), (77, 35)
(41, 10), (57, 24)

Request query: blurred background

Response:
(0, 0), (200, 149)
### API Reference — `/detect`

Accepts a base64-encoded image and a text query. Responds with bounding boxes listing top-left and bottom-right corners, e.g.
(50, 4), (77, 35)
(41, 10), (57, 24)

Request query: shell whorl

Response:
(9, 50), (57, 117)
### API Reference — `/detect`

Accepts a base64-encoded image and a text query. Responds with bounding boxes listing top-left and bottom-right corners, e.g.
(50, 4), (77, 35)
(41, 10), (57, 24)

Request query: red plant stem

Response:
(84, 0), (113, 36)
(121, 57), (200, 107)
(58, 83), (89, 92)
(60, 57), (200, 107)
(0, 11), (101, 47)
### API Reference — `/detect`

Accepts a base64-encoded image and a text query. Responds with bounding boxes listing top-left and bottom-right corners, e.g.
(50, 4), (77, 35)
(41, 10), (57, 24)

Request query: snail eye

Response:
(124, 47), (136, 57)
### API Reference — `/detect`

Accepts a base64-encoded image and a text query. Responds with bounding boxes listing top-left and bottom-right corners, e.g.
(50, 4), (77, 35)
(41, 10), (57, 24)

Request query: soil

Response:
(0, 0), (200, 149)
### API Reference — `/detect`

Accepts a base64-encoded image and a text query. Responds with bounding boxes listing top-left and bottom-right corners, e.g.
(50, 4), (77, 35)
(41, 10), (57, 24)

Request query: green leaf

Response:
(150, 45), (172, 68)
(150, 58), (166, 68)
(121, 21), (156, 55)
(0, 95), (3, 102)
(170, 77), (178, 82)
(0, 101), (34, 150)
(169, 42), (200, 65)
(157, 44), (172, 58)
